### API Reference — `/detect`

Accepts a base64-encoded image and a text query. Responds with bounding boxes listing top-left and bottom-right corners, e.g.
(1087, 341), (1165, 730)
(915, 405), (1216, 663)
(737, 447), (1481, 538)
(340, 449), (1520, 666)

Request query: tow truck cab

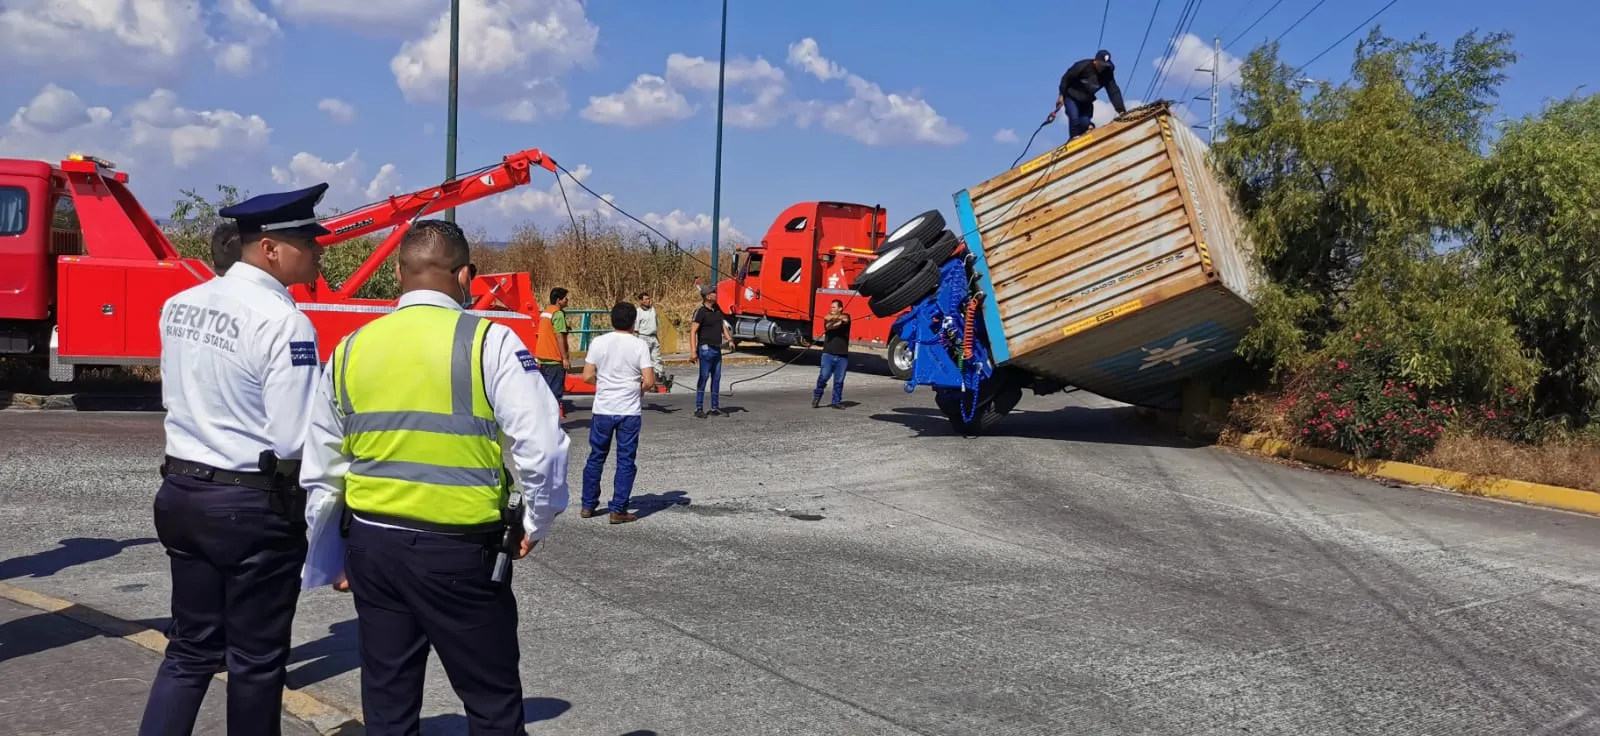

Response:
(0, 160), (82, 356)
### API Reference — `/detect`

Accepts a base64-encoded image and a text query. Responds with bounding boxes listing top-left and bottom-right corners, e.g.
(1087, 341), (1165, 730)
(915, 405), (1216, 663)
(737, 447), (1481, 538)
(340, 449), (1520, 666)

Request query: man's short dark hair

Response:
(210, 221), (241, 274)
(830, 299), (843, 308)
(610, 301), (637, 331)
(550, 287), (568, 303)
(636, 291), (650, 300)
(397, 219), (471, 277)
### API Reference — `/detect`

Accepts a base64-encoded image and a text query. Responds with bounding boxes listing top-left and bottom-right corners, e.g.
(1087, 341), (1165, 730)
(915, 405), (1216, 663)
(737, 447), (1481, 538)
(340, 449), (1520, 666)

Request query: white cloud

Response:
(1150, 33), (1242, 93)
(389, 0), (599, 122)
(784, 38), (965, 146)
(785, 38), (845, 82)
(490, 163), (616, 221)
(586, 38), (964, 145)
(318, 98), (357, 123)
(993, 128), (1020, 144)
(270, 151), (404, 211)
(0, 0), (280, 84)
(580, 74), (695, 127)
(641, 210), (744, 245)
(0, 85), (271, 172)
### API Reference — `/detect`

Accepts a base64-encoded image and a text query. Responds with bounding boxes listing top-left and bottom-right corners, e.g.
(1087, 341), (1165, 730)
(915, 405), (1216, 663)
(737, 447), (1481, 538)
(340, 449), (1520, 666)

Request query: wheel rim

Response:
(891, 338), (913, 372)
(887, 215), (924, 243)
(863, 245), (902, 275)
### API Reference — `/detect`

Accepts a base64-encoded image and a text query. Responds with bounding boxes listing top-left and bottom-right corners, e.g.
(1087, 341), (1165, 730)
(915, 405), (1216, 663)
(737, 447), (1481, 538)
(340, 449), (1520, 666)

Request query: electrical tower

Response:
(1194, 36), (1220, 143)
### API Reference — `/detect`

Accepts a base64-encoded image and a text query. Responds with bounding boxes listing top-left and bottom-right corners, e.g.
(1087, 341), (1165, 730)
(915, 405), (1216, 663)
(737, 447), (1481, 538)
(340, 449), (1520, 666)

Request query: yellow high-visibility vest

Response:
(332, 304), (506, 531)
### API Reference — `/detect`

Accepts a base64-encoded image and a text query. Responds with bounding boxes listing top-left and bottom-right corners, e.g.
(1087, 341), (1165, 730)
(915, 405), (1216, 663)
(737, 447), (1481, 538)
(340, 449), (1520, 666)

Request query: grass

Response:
(1226, 391), (1600, 493)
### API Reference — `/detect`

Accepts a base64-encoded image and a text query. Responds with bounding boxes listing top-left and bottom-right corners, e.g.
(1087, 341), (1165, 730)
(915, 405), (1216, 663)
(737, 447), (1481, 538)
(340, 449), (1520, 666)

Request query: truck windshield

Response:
(0, 187), (25, 236)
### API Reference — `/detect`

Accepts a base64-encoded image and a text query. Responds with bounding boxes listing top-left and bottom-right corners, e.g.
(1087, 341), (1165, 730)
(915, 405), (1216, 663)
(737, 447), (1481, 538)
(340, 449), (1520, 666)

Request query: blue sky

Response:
(0, 0), (1589, 246)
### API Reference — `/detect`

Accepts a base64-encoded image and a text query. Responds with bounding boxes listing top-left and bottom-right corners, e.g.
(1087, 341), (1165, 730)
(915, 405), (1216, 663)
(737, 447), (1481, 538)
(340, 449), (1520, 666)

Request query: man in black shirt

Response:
(688, 287), (734, 418)
(813, 300), (851, 409)
(1049, 49), (1126, 140)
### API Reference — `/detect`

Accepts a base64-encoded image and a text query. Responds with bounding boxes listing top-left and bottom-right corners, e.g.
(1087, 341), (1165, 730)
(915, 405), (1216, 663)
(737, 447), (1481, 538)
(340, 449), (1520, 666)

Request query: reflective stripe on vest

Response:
(333, 305), (506, 529)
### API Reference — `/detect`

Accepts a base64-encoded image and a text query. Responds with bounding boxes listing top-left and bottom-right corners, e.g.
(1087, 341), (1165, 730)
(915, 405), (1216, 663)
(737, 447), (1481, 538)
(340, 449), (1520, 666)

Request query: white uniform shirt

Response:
(299, 289), (571, 549)
(635, 306), (658, 338)
(159, 261), (322, 471)
(585, 331), (653, 416)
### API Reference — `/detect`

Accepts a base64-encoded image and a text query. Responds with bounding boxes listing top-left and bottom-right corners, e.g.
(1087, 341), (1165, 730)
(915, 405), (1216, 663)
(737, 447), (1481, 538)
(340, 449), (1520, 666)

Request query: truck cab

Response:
(0, 160), (83, 357)
(717, 201), (917, 379)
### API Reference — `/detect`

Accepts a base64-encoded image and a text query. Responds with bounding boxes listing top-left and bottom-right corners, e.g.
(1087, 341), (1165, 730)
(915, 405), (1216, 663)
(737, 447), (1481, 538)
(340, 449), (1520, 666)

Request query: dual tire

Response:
(852, 210), (961, 318)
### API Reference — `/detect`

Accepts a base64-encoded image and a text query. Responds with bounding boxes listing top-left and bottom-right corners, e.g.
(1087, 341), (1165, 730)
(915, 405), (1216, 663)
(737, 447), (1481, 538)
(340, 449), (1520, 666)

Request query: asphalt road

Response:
(2, 356), (1599, 735)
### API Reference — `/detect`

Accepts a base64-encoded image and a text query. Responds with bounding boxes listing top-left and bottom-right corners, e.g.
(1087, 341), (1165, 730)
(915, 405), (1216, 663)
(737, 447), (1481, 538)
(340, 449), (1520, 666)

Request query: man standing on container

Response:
(579, 301), (656, 524)
(1049, 49), (1126, 140)
(688, 286), (733, 418)
(299, 219), (570, 735)
(139, 184), (329, 736)
(813, 299), (850, 409)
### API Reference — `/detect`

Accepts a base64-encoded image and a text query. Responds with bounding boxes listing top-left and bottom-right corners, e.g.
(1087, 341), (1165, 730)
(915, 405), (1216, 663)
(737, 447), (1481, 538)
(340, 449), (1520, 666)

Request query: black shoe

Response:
(694, 409), (706, 418)
(708, 408), (723, 416)
(830, 402), (844, 409)
(812, 397), (820, 408)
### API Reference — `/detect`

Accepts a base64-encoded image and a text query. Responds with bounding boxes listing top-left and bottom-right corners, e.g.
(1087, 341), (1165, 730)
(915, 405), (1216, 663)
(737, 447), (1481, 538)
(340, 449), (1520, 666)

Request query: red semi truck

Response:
(0, 149), (600, 393)
(716, 201), (936, 380)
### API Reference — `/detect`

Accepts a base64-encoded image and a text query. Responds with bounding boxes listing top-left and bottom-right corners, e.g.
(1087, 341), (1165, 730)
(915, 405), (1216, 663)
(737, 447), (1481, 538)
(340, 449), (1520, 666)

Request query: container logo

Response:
(1089, 320), (1236, 378)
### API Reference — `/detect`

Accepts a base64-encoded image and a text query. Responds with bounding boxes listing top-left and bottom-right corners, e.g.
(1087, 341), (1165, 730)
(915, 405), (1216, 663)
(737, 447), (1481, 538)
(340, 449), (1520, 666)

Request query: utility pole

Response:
(444, 0), (461, 222)
(1193, 36), (1220, 143)
(709, 0), (728, 283)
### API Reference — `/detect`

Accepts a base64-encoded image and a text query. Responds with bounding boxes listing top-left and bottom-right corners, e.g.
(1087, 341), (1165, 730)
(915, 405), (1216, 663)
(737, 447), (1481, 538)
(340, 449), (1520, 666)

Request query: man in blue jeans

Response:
(813, 299), (850, 409)
(689, 287), (733, 418)
(579, 301), (656, 523)
(1048, 49), (1126, 140)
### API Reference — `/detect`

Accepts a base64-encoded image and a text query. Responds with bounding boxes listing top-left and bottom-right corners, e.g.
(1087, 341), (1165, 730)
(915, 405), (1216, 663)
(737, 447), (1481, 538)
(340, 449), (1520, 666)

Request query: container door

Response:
(57, 261), (127, 358)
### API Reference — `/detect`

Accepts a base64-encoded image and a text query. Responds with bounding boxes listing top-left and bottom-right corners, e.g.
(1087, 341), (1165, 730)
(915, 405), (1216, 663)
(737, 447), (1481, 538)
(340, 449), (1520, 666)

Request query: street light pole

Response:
(444, 0), (461, 222)
(709, 0), (728, 283)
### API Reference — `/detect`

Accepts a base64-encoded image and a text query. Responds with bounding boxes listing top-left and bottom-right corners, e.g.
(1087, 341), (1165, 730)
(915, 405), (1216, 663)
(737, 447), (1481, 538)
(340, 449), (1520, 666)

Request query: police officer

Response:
(299, 219), (570, 735)
(139, 184), (330, 736)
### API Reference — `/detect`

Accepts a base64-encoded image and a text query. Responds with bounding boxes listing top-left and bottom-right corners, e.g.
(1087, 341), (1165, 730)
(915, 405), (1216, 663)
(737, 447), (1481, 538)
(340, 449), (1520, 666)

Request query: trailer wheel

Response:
(922, 230), (961, 264)
(879, 210), (945, 251)
(886, 332), (913, 380)
(935, 371), (1024, 436)
(852, 241), (929, 298)
(869, 261), (941, 317)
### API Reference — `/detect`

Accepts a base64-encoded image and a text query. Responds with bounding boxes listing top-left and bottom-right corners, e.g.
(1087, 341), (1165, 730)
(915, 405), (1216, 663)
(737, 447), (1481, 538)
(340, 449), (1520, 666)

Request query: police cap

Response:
(1095, 49), (1114, 70)
(219, 183), (333, 238)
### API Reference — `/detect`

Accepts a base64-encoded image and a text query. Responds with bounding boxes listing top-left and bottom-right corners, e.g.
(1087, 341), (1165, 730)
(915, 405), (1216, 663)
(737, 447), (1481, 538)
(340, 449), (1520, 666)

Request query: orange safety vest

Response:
(534, 309), (565, 363)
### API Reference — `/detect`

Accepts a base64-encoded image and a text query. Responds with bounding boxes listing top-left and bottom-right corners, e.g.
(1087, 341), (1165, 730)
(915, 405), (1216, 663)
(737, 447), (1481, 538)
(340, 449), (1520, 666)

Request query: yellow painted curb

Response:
(1230, 432), (1600, 516)
(0, 581), (364, 735)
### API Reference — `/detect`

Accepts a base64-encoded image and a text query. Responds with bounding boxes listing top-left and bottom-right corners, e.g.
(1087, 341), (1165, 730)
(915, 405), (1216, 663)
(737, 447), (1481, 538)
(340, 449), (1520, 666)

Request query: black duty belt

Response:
(350, 509), (502, 540)
(161, 455), (300, 493)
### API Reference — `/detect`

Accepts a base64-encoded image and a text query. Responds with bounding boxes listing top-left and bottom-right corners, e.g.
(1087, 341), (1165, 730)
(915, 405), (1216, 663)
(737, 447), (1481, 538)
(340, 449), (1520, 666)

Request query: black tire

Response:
(886, 332), (913, 380)
(853, 240), (930, 298)
(879, 210), (945, 251)
(935, 371), (1024, 436)
(869, 261), (941, 317)
(922, 230), (960, 264)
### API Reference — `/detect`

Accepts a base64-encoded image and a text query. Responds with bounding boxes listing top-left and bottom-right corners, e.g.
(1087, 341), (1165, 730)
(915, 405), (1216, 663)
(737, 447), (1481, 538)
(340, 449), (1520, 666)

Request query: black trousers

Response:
(345, 520), (525, 735)
(139, 474), (308, 736)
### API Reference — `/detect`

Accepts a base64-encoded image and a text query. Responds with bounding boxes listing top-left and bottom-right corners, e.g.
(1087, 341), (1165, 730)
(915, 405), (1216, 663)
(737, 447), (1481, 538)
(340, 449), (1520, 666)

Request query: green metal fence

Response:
(564, 308), (611, 351)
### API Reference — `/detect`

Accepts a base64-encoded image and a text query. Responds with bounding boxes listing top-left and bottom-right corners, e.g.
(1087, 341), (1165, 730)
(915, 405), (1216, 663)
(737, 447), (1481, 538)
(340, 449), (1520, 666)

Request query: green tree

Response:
(162, 186), (399, 299)
(1472, 93), (1600, 426)
(1214, 29), (1536, 402)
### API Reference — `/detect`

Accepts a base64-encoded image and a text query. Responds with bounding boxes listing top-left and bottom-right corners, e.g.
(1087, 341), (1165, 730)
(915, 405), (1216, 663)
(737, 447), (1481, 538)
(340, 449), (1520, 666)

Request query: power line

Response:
(1128, 0), (1166, 95)
(1146, 0), (1207, 101)
(1224, 0), (1287, 48)
(1218, 0), (1403, 119)
(1097, 0), (1112, 48)
(1270, 0), (1329, 49)
(1216, 0), (1260, 40)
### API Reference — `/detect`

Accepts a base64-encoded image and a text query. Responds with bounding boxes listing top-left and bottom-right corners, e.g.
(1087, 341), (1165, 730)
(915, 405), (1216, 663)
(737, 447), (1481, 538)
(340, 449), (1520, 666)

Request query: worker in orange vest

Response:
(534, 287), (571, 418)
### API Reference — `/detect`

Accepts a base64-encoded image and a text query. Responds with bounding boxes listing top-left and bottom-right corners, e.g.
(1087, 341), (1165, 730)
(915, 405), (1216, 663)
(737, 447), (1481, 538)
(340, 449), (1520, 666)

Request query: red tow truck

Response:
(716, 201), (916, 379)
(0, 148), (596, 395)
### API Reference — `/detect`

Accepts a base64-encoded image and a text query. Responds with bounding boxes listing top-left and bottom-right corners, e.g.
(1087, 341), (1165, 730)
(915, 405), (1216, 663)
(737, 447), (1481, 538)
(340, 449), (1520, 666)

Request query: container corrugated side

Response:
(1166, 121), (1259, 300)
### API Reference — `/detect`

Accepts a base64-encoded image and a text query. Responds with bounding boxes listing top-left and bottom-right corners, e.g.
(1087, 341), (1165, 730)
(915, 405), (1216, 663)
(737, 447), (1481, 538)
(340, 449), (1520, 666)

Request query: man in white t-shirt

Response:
(578, 301), (657, 524)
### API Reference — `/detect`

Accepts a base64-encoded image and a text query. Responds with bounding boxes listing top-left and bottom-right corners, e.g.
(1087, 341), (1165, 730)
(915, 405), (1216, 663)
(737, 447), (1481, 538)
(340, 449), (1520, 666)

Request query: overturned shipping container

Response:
(953, 102), (1259, 410)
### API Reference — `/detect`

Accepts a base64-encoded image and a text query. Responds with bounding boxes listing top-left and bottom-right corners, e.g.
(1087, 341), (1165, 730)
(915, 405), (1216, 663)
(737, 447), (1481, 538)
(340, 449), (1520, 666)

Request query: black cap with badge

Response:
(1096, 49), (1114, 70)
(219, 183), (333, 238)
